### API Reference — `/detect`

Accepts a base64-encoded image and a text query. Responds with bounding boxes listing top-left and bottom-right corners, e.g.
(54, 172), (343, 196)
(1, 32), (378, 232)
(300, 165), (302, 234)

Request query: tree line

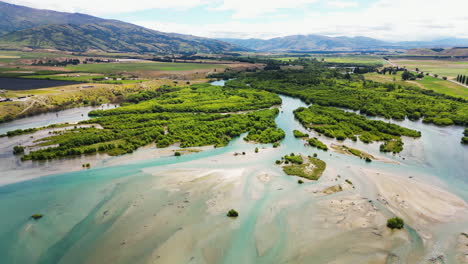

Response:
(456, 75), (468, 85)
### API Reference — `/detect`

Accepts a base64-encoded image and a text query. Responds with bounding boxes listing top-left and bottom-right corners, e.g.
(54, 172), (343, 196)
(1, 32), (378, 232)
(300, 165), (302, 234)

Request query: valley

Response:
(0, 1), (467, 264)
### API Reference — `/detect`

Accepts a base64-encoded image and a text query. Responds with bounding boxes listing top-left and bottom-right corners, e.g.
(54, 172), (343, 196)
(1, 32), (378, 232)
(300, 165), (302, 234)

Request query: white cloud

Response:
(327, 1), (358, 8)
(4, 0), (468, 41)
(136, 0), (468, 41)
(211, 0), (319, 19)
(3, 0), (211, 15)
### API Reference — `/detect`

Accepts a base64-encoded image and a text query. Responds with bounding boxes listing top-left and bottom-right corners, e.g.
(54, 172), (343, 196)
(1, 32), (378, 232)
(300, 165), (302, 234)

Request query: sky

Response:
(4, 0), (468, 41)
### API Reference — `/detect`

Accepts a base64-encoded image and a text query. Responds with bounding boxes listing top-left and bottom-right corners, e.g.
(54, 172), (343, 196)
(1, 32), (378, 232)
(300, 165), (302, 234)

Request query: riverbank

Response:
(0, 94), (466, 263)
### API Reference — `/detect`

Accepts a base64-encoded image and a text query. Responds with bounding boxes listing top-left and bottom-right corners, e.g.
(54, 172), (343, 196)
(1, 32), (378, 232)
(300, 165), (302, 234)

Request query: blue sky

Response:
(5, 0), (468, 40)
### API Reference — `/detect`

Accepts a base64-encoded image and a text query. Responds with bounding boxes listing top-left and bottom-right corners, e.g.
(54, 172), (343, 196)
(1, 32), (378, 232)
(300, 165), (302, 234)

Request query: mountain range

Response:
(0, 1), (243, 54)
(219, 36), (468, 52)
(0, 1), (467, 54)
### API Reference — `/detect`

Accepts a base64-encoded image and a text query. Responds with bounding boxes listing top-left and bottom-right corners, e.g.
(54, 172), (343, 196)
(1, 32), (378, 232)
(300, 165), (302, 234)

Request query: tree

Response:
(227, 209), (239, 217)
(31, 214), (43, 220)
(13, 145), (24, 155)
(401, 71), (411, 80)
(387, 217), (404, 229)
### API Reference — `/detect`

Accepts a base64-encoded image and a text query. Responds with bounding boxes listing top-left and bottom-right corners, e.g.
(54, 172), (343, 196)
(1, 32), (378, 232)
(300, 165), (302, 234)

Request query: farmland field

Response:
(66, 62), (224, 73)
(0, 51), (77, 63)
(364, 72), (468, 98)
(20, 74), (146, 84)
(274, 55), (387, 66)
(390, 59), (468, 79)
(316, 55), (388, 65)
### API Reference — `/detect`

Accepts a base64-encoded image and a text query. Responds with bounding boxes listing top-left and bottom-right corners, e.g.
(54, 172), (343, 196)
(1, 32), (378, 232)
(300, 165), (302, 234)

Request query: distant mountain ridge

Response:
(406, 47), (468, 57)
(219, 35), (468, 52)
(0, 1), (245, 54)
(0, 2), (102, 36)
(1, 1), (467, 54)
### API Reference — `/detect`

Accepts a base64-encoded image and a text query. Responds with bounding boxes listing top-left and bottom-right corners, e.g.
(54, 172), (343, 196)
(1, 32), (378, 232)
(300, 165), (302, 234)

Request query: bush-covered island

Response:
(19, 83), (285, 161)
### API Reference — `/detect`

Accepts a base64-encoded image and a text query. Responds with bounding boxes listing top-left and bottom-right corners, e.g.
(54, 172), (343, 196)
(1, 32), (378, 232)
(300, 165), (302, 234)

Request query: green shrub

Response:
(293, 130), (308, 138)
(227, 209), (239, 217)
(298, 179), (304, 184)
(308, 137), (328, 151)
(13, 145), (25, 155)
(275, 160), (281, 165)
(386, 217), (404, 229)
(174, 151), (181, 156)
(284, 154), (303, 164)
(462, 137), (468, 144)
(255, 147), (259, 153)
(31, 214), (43, 220)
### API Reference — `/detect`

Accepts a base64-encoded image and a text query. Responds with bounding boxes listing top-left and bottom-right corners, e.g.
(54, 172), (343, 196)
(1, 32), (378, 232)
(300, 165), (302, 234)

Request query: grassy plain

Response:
(317, 56), (388, 65)
(0, 79), (178, 122)
(0, 50), (77, 63)
(273, 55), (387, 66)
(66, 62), (224, 73)
(364, 72), (468, 98)
(390, 59), (468, 79)
(20, 74), (146, 84)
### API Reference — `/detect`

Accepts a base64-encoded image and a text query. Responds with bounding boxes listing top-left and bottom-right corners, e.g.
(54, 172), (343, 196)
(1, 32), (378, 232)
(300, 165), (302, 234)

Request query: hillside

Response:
(0, 1), (244, 54)
(219, 35), (388, 52)
(0, 1), (102, 36)
(220, 35), (468, 52)
(0, 21), (240, 54)
(406, 47), (468, 57)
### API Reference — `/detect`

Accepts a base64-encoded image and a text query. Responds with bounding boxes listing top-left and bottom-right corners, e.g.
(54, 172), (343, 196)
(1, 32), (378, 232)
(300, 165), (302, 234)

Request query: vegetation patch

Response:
(31, 214), (43, 220)
(331, 144), (375, 160)
(19, 84), (284, 161)
(462, 128), (468, 144)
(13, 145), (25, 154)
(307, 137), (328, 151)
(283, 153), (304, 164)
(379, 138), (404, 153)
(387, 217), (404, 229)
(293, 129), (308, 138)
(222, 63), (467, 129)
(322, 185), (343, 195)
(89, 83), (281, 116)
(227, 209), (239, 217)
(280, 154), (326, 180)
(294, 105), (420, 153)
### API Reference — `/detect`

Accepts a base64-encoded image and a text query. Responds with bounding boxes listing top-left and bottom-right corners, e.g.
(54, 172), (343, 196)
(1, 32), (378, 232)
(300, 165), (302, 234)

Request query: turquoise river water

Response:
(0, 81), (466, 263)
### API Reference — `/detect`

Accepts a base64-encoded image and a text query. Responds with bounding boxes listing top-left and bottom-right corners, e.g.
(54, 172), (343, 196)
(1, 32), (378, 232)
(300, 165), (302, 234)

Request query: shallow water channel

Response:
(0, 81), (466, 263)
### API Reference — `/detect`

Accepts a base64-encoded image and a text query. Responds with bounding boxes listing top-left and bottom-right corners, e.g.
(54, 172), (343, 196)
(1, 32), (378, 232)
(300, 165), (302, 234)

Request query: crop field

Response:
(273, 55), (387, 66)
(390, 59), (468, 79)
(66, 62), (224, 73)
(20, 74), (146, 84)
(316, 56), (388, 65)
(364, 72), (468, 98)
(0, 51), (77, 63)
